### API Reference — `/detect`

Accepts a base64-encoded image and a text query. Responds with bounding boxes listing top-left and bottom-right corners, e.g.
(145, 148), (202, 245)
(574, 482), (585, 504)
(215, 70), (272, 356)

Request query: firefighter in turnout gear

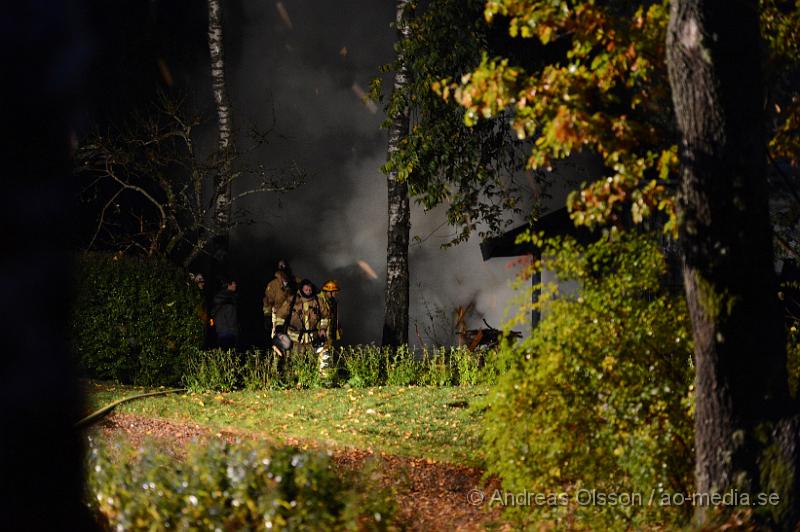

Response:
(320, 279), (341, 346)
(318, 280), (341, 383)
(263, 259), (300, 341)
(274, 279), (330, 353)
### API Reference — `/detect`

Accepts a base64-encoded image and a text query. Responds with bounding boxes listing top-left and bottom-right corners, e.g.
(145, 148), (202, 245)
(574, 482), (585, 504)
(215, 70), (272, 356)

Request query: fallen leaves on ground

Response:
(94, 412), (508, 531)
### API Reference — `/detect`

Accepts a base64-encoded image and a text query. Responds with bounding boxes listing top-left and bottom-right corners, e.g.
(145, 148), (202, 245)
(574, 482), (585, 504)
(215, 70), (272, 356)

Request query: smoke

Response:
(407, 204), (529, 345)
(226, 0), (532, 346)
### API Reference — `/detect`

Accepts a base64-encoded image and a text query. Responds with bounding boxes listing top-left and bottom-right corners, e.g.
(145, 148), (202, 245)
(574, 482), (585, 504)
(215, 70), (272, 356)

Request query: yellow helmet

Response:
(322, 279), (340, 292)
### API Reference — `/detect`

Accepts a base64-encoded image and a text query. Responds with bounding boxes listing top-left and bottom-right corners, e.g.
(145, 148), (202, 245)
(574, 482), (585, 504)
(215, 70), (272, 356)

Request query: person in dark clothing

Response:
(211, 279), (239, 350)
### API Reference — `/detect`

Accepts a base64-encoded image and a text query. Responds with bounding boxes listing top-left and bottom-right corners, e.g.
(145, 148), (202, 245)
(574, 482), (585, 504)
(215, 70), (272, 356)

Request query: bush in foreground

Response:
(483, 232), (695, 529)
(87, 438), (394, 531)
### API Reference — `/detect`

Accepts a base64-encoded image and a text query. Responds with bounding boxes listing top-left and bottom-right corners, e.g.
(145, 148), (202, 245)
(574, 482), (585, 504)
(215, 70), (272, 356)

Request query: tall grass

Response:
(183, 348), (240, 392)
(182, 344), (498, 392)
(241, 349), (281, 390)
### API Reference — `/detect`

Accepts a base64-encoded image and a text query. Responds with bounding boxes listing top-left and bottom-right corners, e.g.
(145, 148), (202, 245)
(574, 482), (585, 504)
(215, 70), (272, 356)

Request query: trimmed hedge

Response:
(71, 253), (202, 385)
(87, 438), (394, 530)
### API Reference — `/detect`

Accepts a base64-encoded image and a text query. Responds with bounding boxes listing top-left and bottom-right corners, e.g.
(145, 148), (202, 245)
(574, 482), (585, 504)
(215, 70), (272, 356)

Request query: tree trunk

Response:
(666, 1), (799, 527)
(207, 0), (233, 238)
(382, 0), (412, 347)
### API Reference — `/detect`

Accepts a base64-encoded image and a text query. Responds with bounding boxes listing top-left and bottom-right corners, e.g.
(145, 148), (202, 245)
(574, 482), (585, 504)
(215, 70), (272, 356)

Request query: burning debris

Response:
(459, 319), (522, 350)
(453, 303), (521, 350)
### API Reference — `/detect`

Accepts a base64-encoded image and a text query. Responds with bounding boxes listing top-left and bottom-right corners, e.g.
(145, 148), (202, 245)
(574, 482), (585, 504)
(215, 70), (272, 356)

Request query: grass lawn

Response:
(87, 382), (489, 466)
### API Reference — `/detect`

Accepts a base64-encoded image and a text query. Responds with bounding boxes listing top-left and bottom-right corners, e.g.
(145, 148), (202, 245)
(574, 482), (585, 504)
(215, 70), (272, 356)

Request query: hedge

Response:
(71, 252), (202, 385)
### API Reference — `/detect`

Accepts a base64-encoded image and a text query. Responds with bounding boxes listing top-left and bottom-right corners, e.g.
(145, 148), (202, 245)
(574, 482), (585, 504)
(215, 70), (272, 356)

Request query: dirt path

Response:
(95, 412), (507, 531)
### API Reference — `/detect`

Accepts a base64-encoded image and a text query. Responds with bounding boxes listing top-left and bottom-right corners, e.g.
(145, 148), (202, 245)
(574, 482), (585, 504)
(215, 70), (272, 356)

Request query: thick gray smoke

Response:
(226, 0), (537, 345)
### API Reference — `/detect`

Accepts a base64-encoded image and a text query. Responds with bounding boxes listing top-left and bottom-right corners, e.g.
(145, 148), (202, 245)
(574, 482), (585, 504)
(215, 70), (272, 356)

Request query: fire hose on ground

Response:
(74, 388), (186, 430)
(77, 338), (333, 431)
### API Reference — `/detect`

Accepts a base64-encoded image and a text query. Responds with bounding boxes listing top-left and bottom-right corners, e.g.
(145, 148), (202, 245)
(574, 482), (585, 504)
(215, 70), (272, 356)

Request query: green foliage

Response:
(452, 0), (678, 232)
(342, 345), (494, 388)
(71, 252), (202, 386)
(285, 348), (324, 389)
(418, 347), (454, 386)
(342, 345), (390, 388)
(87, 437), (394, 531)
(451, 345), (484, 386)
(242, 350), (282, 391)
(483, 233), (694, 528)
(184, 348), (240, 393)
(450, 0), (800, 237)
(88, 381), (486, 465)
(185, 348), (324, 391)
(762, 0), (800, 209)
(377, 0), (523, 245)
(386, 345), (424, 386)
(183, 344), (498, 392)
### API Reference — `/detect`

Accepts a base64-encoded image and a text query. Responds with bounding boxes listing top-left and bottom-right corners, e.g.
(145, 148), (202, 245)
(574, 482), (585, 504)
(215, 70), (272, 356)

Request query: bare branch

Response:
(76, 90), (303, 265)
(88, 187), (125, 251)
(105, 159), (167, 237)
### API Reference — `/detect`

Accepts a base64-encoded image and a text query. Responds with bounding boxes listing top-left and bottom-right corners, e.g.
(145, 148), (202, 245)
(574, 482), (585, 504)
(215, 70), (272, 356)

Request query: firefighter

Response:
(318, 280), (341, 383)
(263, 259), (300, 342)
(274, 279), (330, 354)
(320, 279), (341, 346)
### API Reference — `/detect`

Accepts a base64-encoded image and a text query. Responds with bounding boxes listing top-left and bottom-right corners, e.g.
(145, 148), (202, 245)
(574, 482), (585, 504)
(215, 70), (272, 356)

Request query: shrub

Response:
(183, 348), (240, 393)
(342, 345), (389, 387)
(183, 343), (499, 392)
(419, 347), (454, 386)
(187, 347), (327, 392)
(474, 347), (501, 386)
(87, 437), (394, 530)
(242, 349), (282, 391)
(284, 347), (324, 389)
(779, 280), (800, 399)
(482, 232), (694, 529)
(71, 252), (202, 386)
(451, 346), (482, 386)
(386, 345), (423, 386)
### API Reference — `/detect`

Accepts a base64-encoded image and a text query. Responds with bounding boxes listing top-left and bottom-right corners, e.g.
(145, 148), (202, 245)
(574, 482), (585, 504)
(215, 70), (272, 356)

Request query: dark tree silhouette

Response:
(0, 3), (93, 530)
(667, 0), (799, 527)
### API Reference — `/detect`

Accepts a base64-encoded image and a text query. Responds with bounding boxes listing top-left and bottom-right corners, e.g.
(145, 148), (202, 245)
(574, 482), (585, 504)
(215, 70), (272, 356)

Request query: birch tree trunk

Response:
(208, 0), (233, 237)
(382, 0), (412, 347)
(667, 1), (799, 527)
